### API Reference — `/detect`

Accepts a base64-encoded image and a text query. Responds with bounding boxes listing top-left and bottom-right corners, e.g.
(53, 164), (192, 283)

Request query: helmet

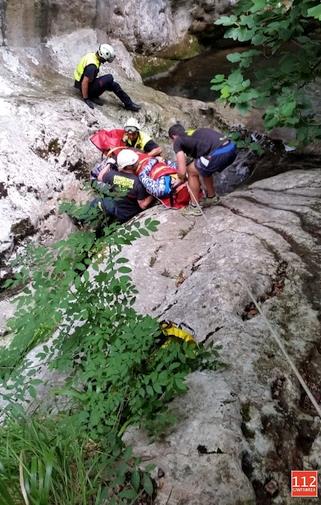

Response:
(124, 117), (140, 133)
(117, 150), (139, 171)
(97, 44), (115, 62)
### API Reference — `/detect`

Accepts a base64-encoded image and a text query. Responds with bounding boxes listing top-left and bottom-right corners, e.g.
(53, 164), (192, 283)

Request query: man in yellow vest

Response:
(74, 44), (141, 112)
(122, 117), (162, 156)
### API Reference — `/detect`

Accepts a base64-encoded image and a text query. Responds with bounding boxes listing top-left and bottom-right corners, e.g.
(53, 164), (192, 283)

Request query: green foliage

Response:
(0, 412), (154, 505)
(59, 200), (103, 226)
(0, 216), (221, 504)
(229, 130), (263, 153)
(308, 4), (321, 20)
(212, 0), (321, 145)
(0, 231), (96, 381)
(57, 324), (219, 437)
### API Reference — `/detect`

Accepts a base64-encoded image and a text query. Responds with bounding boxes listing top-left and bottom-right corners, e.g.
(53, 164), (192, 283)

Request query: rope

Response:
(244, 286), (321, 418)
(186, 183), (321, 419)
(186, 182), (210, 225)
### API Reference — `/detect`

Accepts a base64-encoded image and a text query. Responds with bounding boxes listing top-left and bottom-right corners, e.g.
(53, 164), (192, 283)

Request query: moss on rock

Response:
(157, 34), (202, 60)
(134, 55), (178, 80)
(134, 34), (203, 80)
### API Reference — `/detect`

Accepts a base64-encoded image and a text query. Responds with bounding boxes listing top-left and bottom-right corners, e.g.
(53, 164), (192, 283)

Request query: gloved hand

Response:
(84, 98), (95, 109)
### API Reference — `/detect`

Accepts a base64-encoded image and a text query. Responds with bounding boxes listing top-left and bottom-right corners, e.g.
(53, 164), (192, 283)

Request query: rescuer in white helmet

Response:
(91, 149), (154, 223)
(74, 44), (141, 112)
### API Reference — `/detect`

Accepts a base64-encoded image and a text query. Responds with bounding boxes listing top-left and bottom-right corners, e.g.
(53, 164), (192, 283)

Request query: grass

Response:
(0, 412), (151, 505)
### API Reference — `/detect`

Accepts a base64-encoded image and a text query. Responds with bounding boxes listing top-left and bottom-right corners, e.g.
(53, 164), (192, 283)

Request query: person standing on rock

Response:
(74, 44), (141, 112)
(168, 123), (237, 216)
(122, 117), (162, 156)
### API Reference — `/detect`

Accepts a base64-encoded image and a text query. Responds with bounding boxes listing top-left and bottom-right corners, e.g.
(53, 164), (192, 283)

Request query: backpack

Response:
(160, 320), (196, 343)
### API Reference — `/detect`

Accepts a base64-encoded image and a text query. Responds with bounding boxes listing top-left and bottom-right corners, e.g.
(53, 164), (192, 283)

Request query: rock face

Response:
(122, 169), (321, 504)
(1, 4), (321, 504)
(2, 162), (321, 504)
(0, 27), (219, 266)
(1, 0), (236, 51)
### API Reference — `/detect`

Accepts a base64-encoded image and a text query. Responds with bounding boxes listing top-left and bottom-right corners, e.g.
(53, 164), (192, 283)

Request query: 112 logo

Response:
(291, 471), (318, 498)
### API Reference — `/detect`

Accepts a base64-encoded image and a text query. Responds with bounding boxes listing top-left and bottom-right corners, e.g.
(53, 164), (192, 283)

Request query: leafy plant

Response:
(212, 0), (321, 145)
(59, 200), (103, 226)
(0, 215), (221, 504)
(0, 230), (97, 381)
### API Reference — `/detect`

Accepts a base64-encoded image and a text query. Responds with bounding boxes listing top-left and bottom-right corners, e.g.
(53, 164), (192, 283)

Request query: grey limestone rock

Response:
(121, 168), (321, 504)
(1, 0), (237, 52)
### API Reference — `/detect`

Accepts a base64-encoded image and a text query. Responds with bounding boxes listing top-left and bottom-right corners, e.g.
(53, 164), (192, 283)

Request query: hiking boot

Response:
(181, 204), (202, 217)
(92, 97), (104, 106)
(200, 195), (220, 207)
(125, 102), (141, 112)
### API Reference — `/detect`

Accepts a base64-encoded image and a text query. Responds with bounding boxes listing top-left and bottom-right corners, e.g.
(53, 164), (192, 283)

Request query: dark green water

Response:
(144, 47), (246, 102)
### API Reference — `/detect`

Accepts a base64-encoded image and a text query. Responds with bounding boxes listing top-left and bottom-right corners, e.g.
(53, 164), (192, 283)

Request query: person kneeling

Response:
(123, 118), (162, 157)
(94, 150), (154, 223)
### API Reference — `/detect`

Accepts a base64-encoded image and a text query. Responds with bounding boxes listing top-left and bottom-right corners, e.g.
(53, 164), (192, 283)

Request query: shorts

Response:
(195, 142), (237, 177)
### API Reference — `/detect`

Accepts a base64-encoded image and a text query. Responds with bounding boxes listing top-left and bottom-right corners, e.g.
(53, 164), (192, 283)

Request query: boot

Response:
(112, 81), (141, 112)
(181, 203), (202, 217)
(125, 102), (141, 112)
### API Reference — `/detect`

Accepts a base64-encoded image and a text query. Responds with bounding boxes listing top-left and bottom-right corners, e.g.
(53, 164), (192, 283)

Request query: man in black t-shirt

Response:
(168, 124), (237, 216)
(97, 150), (154, 223)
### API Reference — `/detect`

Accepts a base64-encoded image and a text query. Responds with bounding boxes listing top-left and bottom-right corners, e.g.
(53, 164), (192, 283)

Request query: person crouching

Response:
(93, 150), (154, 223)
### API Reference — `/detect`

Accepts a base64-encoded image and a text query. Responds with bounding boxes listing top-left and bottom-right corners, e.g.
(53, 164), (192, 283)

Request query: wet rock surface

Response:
(122, 169), (321, 504)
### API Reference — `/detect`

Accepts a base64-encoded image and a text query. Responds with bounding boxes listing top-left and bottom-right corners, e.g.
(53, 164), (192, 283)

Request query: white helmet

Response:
(97, 43), (115, 62)
(124, 117), (140, 132)
(117, 150), (139, 171)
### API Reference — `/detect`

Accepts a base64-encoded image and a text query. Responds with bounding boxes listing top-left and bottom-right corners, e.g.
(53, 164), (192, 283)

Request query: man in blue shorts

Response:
(168, 124), (237, 216)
